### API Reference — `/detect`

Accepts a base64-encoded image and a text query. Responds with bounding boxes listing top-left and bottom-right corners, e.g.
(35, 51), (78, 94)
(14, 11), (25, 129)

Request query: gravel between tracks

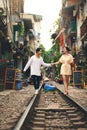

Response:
(0, 85), (34, 130)
(50, 81), (87, 110)
(0, 81), (87, 129)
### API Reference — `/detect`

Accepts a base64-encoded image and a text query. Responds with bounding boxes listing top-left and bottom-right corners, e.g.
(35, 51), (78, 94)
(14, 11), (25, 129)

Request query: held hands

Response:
(51, 61), (59, 66)
(51, 63), (56, 66)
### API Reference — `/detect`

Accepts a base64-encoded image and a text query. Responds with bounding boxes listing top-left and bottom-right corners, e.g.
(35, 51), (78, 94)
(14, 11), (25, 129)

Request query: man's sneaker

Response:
(35, 89), (39, 95)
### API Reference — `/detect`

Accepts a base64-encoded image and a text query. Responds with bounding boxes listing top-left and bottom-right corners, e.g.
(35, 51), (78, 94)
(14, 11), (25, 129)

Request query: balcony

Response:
(62, 5), (75, 19)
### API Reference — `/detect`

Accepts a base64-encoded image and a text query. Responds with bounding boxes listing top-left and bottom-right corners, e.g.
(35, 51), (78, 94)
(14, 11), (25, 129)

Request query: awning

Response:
(63, 0), (84, 18)
(33, 15), (42, 22)
(62, 6), (75, 18)
(65, 0), (82, 7)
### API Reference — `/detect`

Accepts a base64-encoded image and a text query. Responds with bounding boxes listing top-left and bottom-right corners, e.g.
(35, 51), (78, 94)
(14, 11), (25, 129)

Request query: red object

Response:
(71, 0), (77, 2)
(77, 14), (80, 19)
(0, 59), (7, 63)
(59, 34), (64, 47)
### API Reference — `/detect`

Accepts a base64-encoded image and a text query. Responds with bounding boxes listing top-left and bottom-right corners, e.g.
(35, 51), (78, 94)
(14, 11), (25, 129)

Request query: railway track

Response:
(14, 83), (87, 130)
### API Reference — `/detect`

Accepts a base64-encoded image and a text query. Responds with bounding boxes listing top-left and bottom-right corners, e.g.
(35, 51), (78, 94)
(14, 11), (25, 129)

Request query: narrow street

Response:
(0, 0), (87, 129)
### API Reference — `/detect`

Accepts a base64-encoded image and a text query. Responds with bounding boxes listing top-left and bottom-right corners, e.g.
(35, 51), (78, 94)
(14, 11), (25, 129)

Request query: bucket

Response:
(16, 82), (22, 90)
(44, 84), (56, 91)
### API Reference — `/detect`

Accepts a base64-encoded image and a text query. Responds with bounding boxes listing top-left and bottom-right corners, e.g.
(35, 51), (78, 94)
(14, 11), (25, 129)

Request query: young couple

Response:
(23, 47), (74, 95)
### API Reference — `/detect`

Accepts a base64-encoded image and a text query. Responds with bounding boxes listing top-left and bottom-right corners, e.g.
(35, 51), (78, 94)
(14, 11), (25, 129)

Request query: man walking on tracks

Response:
(23, 48), (51, 94)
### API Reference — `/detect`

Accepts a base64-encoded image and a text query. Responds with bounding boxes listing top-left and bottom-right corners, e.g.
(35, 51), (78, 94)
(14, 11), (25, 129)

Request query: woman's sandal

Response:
(64, 91), (68, 95)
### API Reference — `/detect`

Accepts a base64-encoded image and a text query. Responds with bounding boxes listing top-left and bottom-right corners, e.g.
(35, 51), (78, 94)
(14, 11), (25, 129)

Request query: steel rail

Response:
(13, 95), (36, 130)
(57, 87), (87, 114)
(13, 82), (87, 130)
(13, 83), (42, 130)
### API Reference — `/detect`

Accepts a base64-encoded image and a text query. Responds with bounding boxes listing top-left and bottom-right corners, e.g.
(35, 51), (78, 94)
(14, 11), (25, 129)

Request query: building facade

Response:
(0, 0), (42, 69)
(60, 0), (87, 84)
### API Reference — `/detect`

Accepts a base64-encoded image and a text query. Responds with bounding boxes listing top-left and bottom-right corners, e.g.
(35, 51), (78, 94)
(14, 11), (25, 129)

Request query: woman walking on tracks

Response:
(52, 46), (74, 95)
